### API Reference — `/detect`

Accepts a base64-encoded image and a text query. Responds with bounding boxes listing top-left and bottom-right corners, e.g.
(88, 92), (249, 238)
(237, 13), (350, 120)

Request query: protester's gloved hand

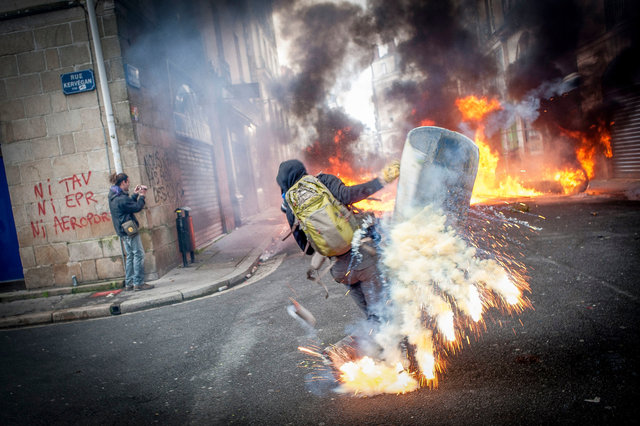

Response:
(380, 160), (400, 184)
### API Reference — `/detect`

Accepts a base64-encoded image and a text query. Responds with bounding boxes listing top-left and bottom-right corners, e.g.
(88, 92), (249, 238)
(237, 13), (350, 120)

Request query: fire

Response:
(455, 95), (501, 121)
(336, 357), (419, 395)
(547, 168), (588, 194)
(455, 96), (542, 203)
(471, 126), (542, 203)
(454, 95), (612, 201)
(561, 123), (613, 180)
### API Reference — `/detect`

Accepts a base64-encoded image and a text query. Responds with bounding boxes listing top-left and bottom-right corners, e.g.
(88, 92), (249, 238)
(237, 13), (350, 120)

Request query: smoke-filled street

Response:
(1, 197), (638, 425)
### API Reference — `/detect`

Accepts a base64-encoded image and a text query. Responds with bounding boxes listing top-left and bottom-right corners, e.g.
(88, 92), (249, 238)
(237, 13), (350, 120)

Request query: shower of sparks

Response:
(298, 346), (324, 358)
(301, 204), (537, 397)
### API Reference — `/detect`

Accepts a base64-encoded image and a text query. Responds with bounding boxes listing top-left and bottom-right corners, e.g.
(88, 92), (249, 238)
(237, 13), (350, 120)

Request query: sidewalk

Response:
(0, 207), (288, 329)
(2, 178), (638, 330)
(586, 178), (640, 200)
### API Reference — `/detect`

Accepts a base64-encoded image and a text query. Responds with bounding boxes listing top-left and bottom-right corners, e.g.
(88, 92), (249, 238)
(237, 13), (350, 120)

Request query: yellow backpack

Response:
(285, 175), (358, 257)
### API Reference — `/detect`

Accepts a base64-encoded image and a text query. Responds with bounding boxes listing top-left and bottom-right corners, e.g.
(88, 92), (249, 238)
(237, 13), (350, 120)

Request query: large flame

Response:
(453, 95), (611, 201)
(561, 122), (613, 179)
(454, 96), (541, 203)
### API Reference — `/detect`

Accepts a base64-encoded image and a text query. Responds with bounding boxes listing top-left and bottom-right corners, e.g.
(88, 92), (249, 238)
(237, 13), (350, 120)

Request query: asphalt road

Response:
(1, 197), (639, 425)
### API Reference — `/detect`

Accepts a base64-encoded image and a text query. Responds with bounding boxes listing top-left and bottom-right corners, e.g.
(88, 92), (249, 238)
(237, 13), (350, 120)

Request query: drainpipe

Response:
(86, 0), (123, 173)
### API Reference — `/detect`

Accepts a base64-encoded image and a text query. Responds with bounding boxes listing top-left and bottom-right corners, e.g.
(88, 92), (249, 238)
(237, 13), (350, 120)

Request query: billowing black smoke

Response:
(273, 0), (638, 178)
(273, 0), (498, 165)
(504, 0), (583, 100)
(304, 107), (364, 171)
(276, 2), (370, 117)
(372, 0), (496, 129)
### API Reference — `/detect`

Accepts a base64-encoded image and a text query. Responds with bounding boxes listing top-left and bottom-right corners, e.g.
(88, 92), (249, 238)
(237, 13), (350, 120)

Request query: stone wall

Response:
(0, 3), (140, 288)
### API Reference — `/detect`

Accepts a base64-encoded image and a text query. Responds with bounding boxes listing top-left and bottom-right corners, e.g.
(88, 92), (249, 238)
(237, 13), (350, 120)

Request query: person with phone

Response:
(108, 172), (154, 291)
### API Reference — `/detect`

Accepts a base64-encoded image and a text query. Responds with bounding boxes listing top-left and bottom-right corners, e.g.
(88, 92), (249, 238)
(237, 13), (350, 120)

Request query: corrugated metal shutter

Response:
(611, 85), (640, 178)
(177, 140), (224, 248)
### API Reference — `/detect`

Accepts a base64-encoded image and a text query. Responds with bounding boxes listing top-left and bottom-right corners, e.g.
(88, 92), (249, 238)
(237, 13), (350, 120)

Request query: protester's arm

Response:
(319, 174), (383, 206)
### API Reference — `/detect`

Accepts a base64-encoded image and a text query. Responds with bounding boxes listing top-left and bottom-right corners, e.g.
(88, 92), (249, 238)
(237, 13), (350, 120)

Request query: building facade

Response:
(0, 0), (290, 289)
(476, 0), (640, 178)
(368, 1), (639, 181)
(370, 41), (403, 158)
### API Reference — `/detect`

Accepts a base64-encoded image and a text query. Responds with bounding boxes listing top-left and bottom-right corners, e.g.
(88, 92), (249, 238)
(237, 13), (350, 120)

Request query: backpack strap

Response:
(306, 252), (336, 299)
(281, 217), (299, 241)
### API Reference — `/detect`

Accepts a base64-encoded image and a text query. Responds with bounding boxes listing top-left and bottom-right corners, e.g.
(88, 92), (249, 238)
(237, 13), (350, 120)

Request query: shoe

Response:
(124, 286), (134, 291)
(134, 283), (155, 291)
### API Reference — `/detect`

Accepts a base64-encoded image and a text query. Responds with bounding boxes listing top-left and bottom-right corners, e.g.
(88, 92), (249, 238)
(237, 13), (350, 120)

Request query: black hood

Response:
(276, 160), (307, 193)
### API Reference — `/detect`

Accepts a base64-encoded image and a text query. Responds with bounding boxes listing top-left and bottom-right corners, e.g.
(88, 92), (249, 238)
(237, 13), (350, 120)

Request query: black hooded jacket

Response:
(276, 159), (383, 254)
(108, 186), (146, 237)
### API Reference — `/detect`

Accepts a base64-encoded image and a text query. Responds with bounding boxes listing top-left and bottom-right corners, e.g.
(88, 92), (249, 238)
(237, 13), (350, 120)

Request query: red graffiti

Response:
(53, 212), (111, 234)
(58, 171), (91, 192)
(29, 171), (109, 238)
(33, 179), (52, 200)
(36, 199), (56, 216)
(64, 191), (97, 208)
(30, 220), (46, 238)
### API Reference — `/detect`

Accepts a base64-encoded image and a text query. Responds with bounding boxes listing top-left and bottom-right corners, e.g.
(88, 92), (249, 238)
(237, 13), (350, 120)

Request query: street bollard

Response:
(175, 207), (196, 267)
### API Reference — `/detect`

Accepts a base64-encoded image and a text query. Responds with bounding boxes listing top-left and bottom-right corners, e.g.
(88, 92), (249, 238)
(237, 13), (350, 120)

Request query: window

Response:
(516, 32), (530, 60)
(234, 33), (244, 82)
(173, 83), (212, 143)
(501, 0), (513, 14)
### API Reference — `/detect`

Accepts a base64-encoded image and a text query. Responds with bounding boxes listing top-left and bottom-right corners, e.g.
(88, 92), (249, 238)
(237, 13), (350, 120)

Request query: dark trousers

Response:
(330, 250), (384, 322)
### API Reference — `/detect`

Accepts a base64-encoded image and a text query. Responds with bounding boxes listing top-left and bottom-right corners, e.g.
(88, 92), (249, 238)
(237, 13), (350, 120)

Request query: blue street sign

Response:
(60, 69), (96, 95)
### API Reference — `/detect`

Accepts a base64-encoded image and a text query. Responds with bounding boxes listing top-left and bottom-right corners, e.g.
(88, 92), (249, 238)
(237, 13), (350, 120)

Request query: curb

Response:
(0, 232), (274, 330)
(0, 280), (123, 303)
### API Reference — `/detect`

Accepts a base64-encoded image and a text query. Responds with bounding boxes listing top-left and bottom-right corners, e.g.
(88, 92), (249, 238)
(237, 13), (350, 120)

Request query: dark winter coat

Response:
(276, 159), (383, 255)
(108, 186), (146, 237)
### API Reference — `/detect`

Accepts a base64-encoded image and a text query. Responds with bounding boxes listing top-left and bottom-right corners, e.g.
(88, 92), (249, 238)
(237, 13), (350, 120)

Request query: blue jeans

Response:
(122, 234), (145, 287)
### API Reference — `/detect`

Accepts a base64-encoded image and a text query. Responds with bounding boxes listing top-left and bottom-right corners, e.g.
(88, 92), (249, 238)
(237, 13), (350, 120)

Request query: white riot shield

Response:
(394, 126), (479, 224)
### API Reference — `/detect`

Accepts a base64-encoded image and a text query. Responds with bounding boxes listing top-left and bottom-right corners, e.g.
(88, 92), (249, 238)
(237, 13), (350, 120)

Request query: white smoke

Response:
(334, 204), (527, 396)
(382, 205), (521, 368)
(485, 77), (576, 137)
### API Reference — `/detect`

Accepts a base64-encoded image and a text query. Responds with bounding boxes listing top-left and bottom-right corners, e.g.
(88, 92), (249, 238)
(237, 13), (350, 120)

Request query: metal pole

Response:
(86, 0), (123, 173)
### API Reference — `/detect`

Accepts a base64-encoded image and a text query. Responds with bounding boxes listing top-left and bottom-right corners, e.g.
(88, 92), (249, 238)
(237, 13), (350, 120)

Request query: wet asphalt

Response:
(0, 197), (638, 425)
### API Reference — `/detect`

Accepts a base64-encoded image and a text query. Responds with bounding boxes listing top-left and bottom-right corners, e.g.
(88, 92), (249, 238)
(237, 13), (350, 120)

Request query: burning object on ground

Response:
(453, 95), (612, 202)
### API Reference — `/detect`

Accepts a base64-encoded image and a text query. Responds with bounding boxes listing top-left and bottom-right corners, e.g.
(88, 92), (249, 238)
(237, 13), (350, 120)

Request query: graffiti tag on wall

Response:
(143, 150), (183, 204)
(30, 171), (111, 239)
